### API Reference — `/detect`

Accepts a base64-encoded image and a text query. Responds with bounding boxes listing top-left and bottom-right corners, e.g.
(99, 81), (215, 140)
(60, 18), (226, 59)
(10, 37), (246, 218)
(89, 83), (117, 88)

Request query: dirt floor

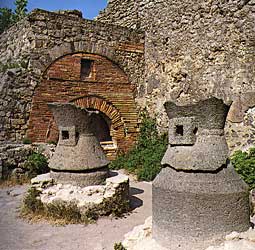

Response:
(0, 180), (152, 250)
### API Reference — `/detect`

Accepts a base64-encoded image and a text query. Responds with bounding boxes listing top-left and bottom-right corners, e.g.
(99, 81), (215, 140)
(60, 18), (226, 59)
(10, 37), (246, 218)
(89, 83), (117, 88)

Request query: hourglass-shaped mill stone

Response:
(48, 103), (109, 187)
(153, 98), (250, 250)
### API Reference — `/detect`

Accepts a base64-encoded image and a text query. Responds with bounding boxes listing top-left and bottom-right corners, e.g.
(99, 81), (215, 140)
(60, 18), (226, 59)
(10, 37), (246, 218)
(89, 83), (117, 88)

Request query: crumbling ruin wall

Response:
(0, 18), (38, 141)
(98, 0), (255, 152)
(0, 9), (145, 143)
(96, 0), (140, 30)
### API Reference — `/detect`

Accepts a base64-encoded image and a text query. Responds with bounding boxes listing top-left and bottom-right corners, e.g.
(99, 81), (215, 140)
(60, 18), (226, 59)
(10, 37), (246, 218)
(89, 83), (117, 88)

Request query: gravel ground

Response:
(0, 180), (152, 250)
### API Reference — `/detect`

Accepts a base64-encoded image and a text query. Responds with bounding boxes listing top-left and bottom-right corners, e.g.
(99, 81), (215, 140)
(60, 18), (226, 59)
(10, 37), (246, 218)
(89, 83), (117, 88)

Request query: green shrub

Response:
(24, 152), (49, 178)
(45, 201), (82, 224)
(22, 137), (32, 144)
(114, 243), (127, 250)
(231, 147), (255, 190)
(0, 0), (28, 34)
(110, 111), (168, 181)
(21, 187), (97, 225)
(21, 187), (44, 215)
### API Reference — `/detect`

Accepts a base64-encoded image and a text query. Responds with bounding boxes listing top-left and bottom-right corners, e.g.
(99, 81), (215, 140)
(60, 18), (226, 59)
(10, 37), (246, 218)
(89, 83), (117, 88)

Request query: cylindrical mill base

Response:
(152, 164), (250, 250)
(50, 167), (109, 187)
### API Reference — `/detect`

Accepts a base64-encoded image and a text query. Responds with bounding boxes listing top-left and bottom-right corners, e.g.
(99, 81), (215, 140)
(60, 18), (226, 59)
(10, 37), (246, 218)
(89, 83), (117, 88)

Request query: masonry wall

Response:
(0, 18), (38, 141)
(96, 0), (140, 30)
(98, 0), (255, 152)
(28, 53), (139, 153)
(0, 9), (145, 148)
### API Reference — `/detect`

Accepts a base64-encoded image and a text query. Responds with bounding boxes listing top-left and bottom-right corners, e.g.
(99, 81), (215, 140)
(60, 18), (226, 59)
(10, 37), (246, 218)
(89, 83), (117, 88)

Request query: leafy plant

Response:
(114, 243), (127, 250)
(21, 187), (44, 215)
(23, 137), (32, 144)
(24, 152), (49, 178)
(231, 147), (255, 190)
(110, 111), (168, 181)
(0, 0), (28, 34)
(0, 8), (14, 34)
(14, 0), (28, 22)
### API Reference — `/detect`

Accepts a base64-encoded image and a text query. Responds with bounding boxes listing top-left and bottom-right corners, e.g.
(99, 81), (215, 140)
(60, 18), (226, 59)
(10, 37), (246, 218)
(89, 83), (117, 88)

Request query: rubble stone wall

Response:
(96, 0), (140, 30)
(1, 2), (255, 153)
(0, 9), (145, 145)
(0, 18), (38, 141)
(97, 0), (255, 153)
(0, 144), (33, 179)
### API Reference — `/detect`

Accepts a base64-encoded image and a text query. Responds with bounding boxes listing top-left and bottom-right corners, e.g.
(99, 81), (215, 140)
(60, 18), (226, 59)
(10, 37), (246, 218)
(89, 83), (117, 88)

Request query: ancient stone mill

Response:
(48, 103), (109, 186)
(0, 0), (254, 249)
(153, 98), (250, 250)
(28, 102), (130, 222)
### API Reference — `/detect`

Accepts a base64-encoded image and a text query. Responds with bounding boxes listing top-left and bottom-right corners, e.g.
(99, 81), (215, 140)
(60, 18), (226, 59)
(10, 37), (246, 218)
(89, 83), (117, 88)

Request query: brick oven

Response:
(27, 52), (139, 159)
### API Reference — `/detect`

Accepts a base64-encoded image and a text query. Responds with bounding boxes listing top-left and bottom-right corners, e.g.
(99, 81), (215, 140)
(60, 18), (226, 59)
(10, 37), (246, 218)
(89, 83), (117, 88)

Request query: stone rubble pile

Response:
(31, 172), (129, 216)
(122, 217), (255, 250)
(122, 217), (167, 250)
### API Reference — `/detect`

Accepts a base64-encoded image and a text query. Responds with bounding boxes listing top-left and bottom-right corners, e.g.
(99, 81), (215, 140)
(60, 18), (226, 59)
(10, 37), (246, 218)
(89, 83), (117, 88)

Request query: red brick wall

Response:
(27, 53), (139, 155)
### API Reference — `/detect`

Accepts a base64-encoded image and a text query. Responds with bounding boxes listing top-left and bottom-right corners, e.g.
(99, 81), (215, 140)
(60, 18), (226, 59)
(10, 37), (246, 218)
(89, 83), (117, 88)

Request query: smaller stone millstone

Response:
(153, 98), (250, 250)
(48, 103), (109, 187)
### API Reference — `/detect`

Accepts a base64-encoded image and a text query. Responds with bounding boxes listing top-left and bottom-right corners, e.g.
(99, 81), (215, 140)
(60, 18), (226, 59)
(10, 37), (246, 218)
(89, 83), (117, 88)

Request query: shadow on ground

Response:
(129, 187), (144, 210)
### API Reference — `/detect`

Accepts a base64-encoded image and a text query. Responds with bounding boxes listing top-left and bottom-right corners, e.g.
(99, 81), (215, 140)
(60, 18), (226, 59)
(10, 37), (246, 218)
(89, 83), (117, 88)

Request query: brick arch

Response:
(71, 96), (127, 150)
(32, 41), (119, 77)
(71, 95), (125, 132)
(28, 51), (139, 159)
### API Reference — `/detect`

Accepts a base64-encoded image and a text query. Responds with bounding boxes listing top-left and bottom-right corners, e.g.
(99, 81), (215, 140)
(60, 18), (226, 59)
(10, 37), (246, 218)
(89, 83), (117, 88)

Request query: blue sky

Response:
(0, 0), (108, 20)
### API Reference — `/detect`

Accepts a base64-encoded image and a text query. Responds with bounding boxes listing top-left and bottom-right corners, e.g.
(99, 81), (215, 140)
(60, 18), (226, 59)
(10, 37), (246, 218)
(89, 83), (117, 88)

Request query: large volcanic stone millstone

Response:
(48, 103), (109, 187)
(152, 98), (250, 250)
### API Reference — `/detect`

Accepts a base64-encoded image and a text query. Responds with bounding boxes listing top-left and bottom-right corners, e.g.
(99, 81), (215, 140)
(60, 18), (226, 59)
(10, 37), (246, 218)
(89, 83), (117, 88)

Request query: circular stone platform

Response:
(30, 172), (129, 218)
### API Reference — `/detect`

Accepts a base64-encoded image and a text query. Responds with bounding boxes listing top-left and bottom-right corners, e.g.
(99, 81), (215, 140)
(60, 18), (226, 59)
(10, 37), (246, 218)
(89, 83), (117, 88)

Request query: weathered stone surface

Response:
(31, 172), (53, 187)
(48, 103), (109, 186)
(153, 97), (250, 250)
(206, 229), (255, 250)
(121, 217), (255, 250)
(153, 166), (250, 250)
(0, 143), (33, 179)
(0, 143), (56, 181)
(97, 0), (255, 153)
(0, 159), (2, 179)
(50, 168), (109, 187)
(122, 217), (160, 250)
(48, 103), (109, 172)
(32, 172), (129, 217)
(162, 98), (229, 171)
(225, 106), (255, 153)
